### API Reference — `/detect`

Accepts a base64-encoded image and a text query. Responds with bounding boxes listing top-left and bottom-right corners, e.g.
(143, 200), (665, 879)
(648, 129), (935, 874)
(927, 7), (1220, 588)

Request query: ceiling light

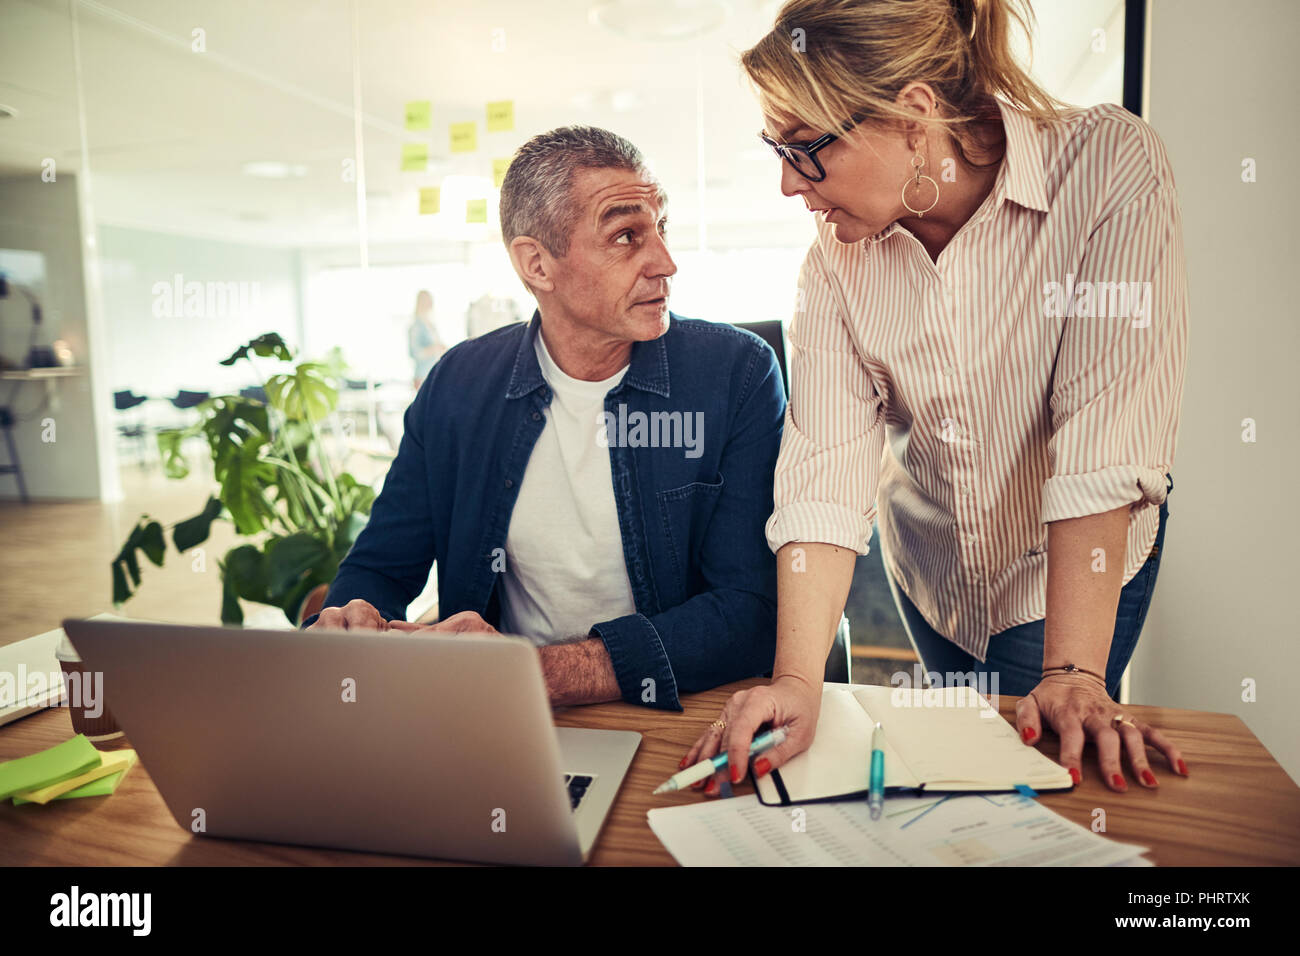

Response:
(241, 161), (308, 179)
(590, 0), (730, 42)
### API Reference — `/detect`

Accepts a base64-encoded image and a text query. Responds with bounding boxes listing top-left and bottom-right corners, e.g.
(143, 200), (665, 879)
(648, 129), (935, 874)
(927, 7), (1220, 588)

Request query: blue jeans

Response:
(884, 474), (1172, 701)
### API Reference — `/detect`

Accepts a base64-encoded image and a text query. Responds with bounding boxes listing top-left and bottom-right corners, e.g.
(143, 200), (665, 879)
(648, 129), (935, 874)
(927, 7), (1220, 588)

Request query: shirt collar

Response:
(858, 95), (1050, 247)
(994, 95), (1050, 214)
(506, 308), (671, 400)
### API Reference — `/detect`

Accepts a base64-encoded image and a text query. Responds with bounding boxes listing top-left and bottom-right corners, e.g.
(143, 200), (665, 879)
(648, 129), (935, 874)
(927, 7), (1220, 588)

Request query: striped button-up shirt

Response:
(764, 97), (1189, 660)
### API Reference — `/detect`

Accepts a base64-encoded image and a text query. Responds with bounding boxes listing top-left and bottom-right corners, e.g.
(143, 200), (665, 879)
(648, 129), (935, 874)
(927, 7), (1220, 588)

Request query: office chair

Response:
(734, 319), (789, 397)
(733, 320), (851, 683)
(0, 406), (27, 503)
(170, 389), (210, 410)
(112, 389), (151, 468)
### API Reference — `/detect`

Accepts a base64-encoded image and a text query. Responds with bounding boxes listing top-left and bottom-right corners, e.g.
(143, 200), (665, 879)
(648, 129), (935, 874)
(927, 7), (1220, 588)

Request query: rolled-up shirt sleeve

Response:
(1041, 179), (1189, 523)
(765, 239), (886, 556)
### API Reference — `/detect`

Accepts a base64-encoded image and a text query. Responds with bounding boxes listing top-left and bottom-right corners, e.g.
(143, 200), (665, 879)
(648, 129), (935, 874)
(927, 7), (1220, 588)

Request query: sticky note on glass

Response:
(419, 187), (441, 215)
(0, 733), (102, 800)
(401, 143), (429, 172)
(450, 122), (477, 153)
(493, 157), (511, 188)
(466, 199), (488, 223)
(486, 100), (514, 132)
(404, 100), (432, 131)
(12, 748), (136, 805)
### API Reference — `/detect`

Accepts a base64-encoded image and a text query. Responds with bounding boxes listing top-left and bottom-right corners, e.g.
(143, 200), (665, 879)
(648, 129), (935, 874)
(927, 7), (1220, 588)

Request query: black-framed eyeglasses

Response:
(759, 112), (867, 183)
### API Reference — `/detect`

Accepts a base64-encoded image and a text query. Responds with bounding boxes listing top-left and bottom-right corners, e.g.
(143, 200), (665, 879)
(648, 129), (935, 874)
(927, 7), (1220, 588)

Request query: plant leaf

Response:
(265, 532), (332, 601)
(221, 544), (268, 603)
(173, 495), (223, 551)
(220, 443), (277, 535)
(112, 561), (130, 604)
(264, 362), (338, 424)
(137, 520), (166, 566)
(220, 576), (244, 625)
(156, 429), (190, 479)
(220, 332), (293, 366)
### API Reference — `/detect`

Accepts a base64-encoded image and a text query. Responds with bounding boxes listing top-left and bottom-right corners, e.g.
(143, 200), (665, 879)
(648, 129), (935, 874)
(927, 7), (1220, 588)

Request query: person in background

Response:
(408, 289), (446, 388)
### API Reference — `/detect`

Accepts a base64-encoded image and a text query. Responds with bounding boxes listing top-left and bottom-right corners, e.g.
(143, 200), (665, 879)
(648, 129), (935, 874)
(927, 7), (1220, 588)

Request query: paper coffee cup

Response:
(56, 630), (123, 742)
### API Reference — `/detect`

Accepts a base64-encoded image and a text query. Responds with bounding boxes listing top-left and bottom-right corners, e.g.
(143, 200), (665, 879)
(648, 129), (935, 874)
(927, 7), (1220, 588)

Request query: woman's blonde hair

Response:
(740, 0), (1074, 168)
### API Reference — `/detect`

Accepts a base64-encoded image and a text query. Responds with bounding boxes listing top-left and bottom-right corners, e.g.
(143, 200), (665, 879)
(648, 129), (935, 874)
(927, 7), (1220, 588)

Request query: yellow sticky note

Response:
(492, 157), (511, 188)
(12, 749), (136, 805)
(401, 143), (429, 172)
(466, 199), (488, 223)
(450, 122), (477, 153)
(419, 187), (441, 215)
(405, 100), (432, 131)
(486, 100), (514, 132)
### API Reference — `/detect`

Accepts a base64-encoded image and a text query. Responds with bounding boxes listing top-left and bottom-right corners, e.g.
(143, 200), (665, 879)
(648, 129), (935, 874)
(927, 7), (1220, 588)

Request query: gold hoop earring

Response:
(902, 152), (939, 217)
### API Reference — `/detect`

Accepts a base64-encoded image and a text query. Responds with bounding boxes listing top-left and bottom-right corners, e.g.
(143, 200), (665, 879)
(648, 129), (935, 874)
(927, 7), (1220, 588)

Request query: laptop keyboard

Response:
(564, 773), (595, 812)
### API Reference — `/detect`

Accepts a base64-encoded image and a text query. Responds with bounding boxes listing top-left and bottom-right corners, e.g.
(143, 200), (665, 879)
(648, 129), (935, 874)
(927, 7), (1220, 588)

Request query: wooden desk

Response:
(1, 679), (1297, 866)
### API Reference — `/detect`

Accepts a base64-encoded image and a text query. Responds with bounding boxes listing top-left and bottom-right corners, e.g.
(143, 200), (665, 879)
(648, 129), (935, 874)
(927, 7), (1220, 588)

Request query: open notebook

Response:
(755, 683), (1073, 806)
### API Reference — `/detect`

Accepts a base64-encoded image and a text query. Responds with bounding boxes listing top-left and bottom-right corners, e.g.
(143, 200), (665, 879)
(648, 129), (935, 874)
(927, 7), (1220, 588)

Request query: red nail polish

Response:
(1111, 773), (1127, 790)
(1177, 759), (1189, 776)
(731, 766), (743, 784)
(1141, 770), (1157, 786)
(705, 780), (717, 795)
(1068, 767), (1081, 785)
(1022, 727), (1036, 743)
(754, 757), (772, 777)
(678, 757), (688, 770)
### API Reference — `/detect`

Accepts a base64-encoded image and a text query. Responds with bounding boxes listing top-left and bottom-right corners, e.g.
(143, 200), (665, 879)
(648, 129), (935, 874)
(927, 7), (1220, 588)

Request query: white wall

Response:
(1132, 0), (1300, 782)
(0, 174), (103, 500)
(96, 225), (302, 400)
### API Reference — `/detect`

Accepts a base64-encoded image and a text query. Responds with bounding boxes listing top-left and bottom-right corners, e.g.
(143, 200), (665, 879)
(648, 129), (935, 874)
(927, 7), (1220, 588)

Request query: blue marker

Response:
(869, 722), (886, 819)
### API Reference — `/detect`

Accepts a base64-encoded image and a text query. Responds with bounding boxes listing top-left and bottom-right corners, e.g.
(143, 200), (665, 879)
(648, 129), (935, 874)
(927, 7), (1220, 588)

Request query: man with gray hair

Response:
(306, 126), (785, 714)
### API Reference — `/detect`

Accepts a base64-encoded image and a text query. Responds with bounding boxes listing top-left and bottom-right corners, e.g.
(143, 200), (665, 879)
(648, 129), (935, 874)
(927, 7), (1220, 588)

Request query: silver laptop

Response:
(63, 618), (640, 865)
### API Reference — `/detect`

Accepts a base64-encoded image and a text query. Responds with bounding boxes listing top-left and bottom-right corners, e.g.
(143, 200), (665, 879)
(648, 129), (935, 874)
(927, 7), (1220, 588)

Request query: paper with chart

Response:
(648, 792), (1152, 866)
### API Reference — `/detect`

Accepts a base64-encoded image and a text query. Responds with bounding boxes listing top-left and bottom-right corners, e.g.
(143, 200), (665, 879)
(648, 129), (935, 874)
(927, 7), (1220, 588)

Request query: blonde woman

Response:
(683, 0), (1189, 795)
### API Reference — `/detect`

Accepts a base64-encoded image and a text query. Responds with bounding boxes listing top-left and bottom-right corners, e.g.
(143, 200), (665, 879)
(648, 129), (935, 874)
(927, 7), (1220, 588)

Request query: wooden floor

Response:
(0, 465), (247, 649)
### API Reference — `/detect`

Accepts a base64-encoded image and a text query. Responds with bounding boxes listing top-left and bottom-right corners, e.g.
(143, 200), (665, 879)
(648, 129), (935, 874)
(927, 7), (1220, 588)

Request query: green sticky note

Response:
(450, 122), (477, 153)
(418, 186), (440, 215)
(405, 99), (432, 131)
(11, 748), (135, 804)
(0, 734), (102, 800)
(486, 100), (514, 132)
(466, 198), (487, 223)
(401, 143), (429, 172)
(492, 157), (511, 188)
(14, 769), (125, 805)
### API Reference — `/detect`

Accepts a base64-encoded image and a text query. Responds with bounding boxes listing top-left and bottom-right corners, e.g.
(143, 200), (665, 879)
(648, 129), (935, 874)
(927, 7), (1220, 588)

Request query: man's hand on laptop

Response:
(388, 611), (499, 635)
(309, 599), (391, 631)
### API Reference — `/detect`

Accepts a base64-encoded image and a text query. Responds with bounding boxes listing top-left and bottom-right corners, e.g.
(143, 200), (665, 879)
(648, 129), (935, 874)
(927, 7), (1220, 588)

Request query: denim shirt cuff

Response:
(590, 612), (683, 711)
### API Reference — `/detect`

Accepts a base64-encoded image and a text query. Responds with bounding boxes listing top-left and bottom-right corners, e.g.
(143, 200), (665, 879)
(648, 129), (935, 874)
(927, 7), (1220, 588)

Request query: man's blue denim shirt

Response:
(304, 310), (785, 711)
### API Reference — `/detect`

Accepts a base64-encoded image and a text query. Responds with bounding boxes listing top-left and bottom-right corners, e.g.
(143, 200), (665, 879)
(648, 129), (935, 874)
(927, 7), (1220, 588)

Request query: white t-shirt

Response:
(497, 330), (638, 642)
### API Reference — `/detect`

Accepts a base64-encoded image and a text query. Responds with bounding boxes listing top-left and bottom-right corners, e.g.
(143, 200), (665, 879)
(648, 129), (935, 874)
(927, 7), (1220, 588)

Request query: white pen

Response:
(653, 726), (789, 794)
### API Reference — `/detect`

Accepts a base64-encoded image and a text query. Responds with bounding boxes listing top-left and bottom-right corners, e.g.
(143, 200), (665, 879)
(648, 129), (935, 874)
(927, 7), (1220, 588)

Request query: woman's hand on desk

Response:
(680, 675), (822, 797)
(1016, 674), (1189, 792)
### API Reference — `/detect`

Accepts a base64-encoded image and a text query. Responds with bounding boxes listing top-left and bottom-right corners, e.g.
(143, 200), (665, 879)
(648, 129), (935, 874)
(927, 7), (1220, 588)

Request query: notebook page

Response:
(852, 684), (1070, 788)
(755, 685), (920, 804)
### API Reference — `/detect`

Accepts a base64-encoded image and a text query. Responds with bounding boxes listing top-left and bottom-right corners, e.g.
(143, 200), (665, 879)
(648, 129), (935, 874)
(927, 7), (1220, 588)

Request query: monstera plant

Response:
(110, 333), (375, 625)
